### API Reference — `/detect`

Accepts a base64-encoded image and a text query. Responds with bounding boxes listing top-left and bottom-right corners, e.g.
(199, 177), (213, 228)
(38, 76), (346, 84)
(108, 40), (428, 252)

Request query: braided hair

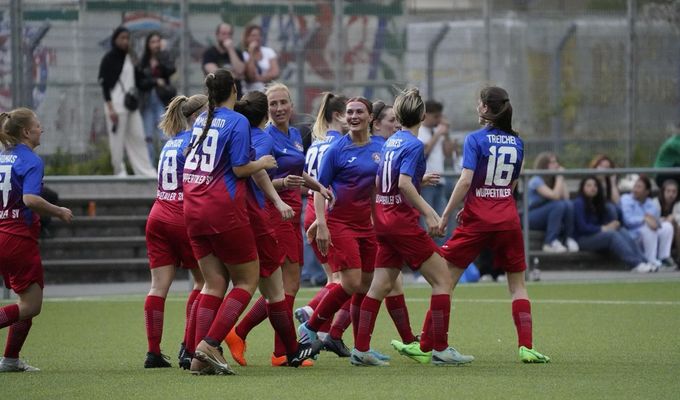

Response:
(187, 68), (235, 153)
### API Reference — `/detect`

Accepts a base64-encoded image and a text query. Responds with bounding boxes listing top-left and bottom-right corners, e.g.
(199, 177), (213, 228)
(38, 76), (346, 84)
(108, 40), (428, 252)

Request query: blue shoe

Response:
(350, 349), (389, 367)
(431, 347), (474, 366)
(369, 349), (391, 362)
(294, 306), (313, 324)
(297, 322), (318, 345)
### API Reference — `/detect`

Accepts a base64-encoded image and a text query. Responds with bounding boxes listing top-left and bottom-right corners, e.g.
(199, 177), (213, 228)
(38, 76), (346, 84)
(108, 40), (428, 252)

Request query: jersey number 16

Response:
(484, 145), (517, 186)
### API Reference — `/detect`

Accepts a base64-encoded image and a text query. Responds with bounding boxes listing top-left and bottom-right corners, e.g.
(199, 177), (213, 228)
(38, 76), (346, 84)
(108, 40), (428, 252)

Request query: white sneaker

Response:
(631, 263), (653, 273)
(565, 238), (579, 252)
(0, 357), (40, 372)
(542, 240), (567, 253)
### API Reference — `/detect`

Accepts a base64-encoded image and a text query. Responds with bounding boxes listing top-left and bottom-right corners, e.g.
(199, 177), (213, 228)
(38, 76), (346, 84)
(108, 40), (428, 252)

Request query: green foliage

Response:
(1, 281), (679, 399)
(43, 142), (113, 176)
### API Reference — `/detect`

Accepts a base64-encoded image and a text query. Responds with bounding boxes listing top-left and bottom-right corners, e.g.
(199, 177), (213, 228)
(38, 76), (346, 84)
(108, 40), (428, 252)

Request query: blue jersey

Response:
(183, 107), (252, 236)
(304, 130), (341, 197)
(317, 134), (382, 236)
(266, 124), (305, 212)
(150, 130), (191, 225)
(371, 135), (386, 146)
(246, 126), (276, 236)
(459, 125), (523, 231)
(0, 144), (43, 239)
(374, 130), (426, 234)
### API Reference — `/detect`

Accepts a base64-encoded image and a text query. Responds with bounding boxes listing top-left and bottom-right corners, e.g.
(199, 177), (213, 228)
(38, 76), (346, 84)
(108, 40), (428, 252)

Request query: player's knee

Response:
(18, 299), (42, 319)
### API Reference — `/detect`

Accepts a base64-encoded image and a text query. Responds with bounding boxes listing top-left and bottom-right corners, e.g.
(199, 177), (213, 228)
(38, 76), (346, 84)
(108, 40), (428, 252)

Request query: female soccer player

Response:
(298, 97), (385, 359)
(225, 90), (321, 368)
(350, 88), (473, 366)
(182, 69), (283, 375)
(234, 83), (329, 366)
(428, 86), (549, 363)
(143, 94), (207, 369)
(294, 92), (347, 337)
(0, 108), (73, 372)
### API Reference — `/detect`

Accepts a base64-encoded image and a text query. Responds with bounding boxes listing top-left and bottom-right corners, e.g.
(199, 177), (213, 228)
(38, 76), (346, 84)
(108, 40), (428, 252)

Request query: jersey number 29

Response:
(484, 145), (517, 186)
(185, 128), (218, 173)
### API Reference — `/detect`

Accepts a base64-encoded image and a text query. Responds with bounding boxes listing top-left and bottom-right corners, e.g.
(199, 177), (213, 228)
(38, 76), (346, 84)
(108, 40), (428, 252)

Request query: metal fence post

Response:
(426, 23), (450, 100)
(625, 0), (637, 167)
(521, 174), (530, 280)
(483, 0), (491, 84)
(333, 0), (345, 93)
(180, 0), (189, 96)
(10, 0), (23, 108)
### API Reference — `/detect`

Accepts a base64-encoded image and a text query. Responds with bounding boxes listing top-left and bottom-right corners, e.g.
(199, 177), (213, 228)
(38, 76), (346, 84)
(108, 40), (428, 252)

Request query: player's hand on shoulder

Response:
(58, 207), (73, 223)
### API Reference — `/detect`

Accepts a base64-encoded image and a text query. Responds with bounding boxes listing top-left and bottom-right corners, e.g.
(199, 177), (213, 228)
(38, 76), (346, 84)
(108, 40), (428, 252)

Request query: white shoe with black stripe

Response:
(288, 340), (324, 367)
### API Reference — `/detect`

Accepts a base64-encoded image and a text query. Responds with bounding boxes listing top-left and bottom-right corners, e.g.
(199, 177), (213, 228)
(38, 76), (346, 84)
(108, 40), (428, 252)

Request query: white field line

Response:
(37, 296), (680, 306)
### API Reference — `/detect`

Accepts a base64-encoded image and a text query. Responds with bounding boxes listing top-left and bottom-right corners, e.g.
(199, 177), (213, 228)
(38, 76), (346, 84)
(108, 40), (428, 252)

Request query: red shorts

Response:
(440, 226), (526, 273)
(303, 208), (328, 264)
(0, 233), (44, 293)
(375, 229), (441, 270)
(256, 232), (284, 278)
(327, 235), (377, 273)
(145, 217), (198, 270)
(190, 226), (258, 266)
(274, 220), (303, 265)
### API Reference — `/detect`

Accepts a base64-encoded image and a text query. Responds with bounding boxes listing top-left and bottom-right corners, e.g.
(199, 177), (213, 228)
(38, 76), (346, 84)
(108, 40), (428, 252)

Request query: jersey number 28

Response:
(484, 145), (517, 186)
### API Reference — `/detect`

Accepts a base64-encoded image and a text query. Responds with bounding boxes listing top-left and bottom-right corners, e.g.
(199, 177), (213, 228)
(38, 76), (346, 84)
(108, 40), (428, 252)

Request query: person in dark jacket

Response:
(97, 26), (155, 177)
(138, 31), (176, 163)
(573, 176), (651, 272)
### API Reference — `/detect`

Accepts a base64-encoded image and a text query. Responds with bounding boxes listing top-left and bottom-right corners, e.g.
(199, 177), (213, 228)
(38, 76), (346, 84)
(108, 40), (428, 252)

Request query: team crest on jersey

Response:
(372, 152), (380, 163)
(295, 142), (304, 152)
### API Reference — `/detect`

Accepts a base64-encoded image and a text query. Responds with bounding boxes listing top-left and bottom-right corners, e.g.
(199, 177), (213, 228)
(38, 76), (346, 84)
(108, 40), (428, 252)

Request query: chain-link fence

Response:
(1, 0), (678, 173)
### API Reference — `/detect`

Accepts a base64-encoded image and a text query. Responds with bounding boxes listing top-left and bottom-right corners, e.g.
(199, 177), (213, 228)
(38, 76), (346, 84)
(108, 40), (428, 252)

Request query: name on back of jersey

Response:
(0, 155), (18, 163)
(195, 115), (226, 129)
(486, 134), (518, 145)
(376, 193), (403, 205)
(157, 190), (183, 201)
(475, 187), (512, 198)
(385, 137), (404, 148)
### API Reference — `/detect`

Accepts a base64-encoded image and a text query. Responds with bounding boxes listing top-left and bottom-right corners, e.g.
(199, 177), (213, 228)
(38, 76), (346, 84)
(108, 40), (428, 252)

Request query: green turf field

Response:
(2, 280), (679, 400)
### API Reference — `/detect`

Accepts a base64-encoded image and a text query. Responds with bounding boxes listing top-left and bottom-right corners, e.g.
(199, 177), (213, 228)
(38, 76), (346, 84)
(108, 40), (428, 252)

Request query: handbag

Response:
(155, 83), (177, 106)
(118, 79), (139, 111)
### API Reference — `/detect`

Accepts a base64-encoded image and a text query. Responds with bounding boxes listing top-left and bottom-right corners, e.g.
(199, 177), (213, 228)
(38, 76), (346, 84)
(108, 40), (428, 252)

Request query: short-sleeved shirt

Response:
(202, 46), (244, 98)
(527, 176), (549, 209)
(417, 125), (447, 184)
(0, 144), (43, 240)
(242, 46), (277, 93)
(458, 126), (524, 232)
(317, 134), (382, 237)
(183, 107), (251, 236)
(247, 126), (276, 236)
(267, 124), (305, 212)
(149, 130), (191, 226)
(304, 130), (342, 197)
(374, 130), (427, 235)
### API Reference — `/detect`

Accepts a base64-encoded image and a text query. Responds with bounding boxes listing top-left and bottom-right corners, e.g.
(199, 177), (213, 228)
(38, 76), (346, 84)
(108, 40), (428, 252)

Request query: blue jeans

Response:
(529, 200), (575, 243)
(577, 228), (646, 268)
(141, 89), (165, 165)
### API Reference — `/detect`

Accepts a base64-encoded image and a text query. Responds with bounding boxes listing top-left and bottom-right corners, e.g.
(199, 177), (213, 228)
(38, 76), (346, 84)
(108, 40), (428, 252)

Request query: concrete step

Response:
(527, 251), (625, 270)
(41, 236), (147, 260)
(58, 196), (154, 217)
(48, 216), (148, 238)
(41, 258), (191, 283)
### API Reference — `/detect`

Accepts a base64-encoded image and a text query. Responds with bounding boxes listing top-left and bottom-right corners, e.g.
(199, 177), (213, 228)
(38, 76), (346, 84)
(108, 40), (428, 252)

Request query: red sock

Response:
(354, 296), (381, 352)
(512, 299), (533, 348)
(206, 288), (252, 344)
(273, 294), (297, 357)
(267, 300), (298, 355)
(194, 294), (223, 348)
(4, 319), (32, 358)
(308, 283), (336, 309)
(235, 296), (267, 340)
(144, 295), (165, 354)
(428, 294), (451, 352)
(308, 285), (351, 332)
(318, 316), (333, 334)
(420, 310), (433, 352)
(385, 294), (416, 343)
(0, 304), (20, 329)
(185, 293), (201, 354)
(183, 290), (200, 348)
(350, 293), (366, 342)
(329, 299), (351, 340)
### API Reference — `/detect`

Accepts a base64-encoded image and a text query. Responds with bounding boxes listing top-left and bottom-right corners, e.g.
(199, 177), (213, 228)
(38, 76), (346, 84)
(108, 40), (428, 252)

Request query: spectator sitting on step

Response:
(620, 175), (676, 271)
(653, 179), (680, 267)
(588, 154), (621, 219)
(527, 152), (578, 253)
(573, 176), (651, 273)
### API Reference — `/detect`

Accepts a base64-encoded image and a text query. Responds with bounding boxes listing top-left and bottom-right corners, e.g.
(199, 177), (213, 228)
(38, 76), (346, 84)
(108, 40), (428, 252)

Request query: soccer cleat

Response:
(288, 340), (324, 367)
(431, 347), (474, 366)
(391, 340), (431, 364)
(178, 343), (191, 370)
(271, 353), (314, 367)
(225, 327), (248, 366)
(189, 358), (216, 376)
(194, 341), (235, 375)
(350, 349), (389, 367)
(297, 321), (318, 345)
(323, 336), (351, 357)
(0, 358), (40, 372)
(294, 306), (314, 324)
(144, 352), (171, 368)
(519, 346), (551, 363)
(369, 349), (391, 362)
